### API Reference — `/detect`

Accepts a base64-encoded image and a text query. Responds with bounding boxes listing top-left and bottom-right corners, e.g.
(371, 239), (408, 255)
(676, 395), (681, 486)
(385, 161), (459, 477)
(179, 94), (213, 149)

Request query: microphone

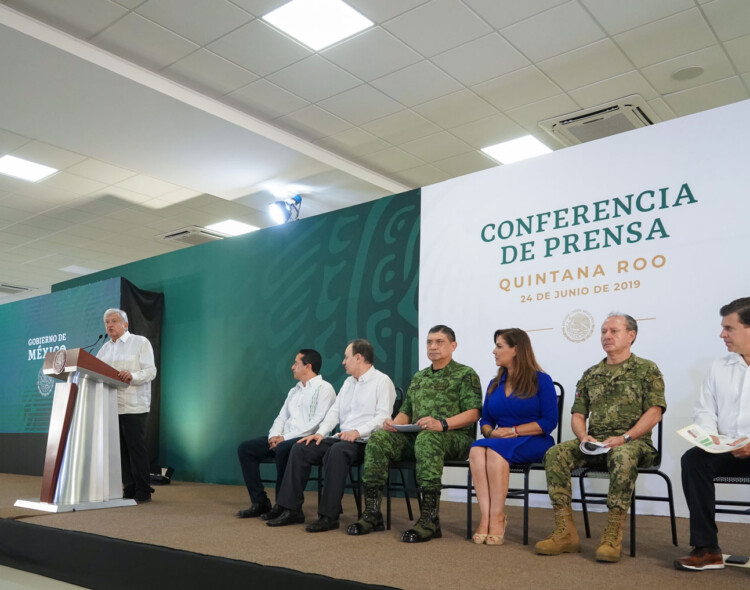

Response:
(82, 334), (104, 352)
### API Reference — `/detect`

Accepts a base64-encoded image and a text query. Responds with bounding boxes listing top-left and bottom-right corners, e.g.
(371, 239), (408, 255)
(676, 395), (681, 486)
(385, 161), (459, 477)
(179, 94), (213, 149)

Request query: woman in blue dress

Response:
(469, 328), (558, 545)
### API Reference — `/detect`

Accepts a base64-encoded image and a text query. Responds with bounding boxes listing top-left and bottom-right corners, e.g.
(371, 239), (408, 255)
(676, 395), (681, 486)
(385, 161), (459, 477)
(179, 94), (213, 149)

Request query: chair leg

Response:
(661, 472), (678, 546)
(466, 469), (472, 540)
(630, 496), (636, 557)
(400, 468), (414, 520)
(523, 470), (530, 545)
(349, 466), (362, 518)
(579, 473), (592, 538)
(386, 473), (392, 530)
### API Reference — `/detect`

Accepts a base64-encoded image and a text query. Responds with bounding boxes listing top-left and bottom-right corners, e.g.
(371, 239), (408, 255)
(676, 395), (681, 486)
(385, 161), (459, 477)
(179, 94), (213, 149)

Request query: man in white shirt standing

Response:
(235, 349), (336, 520)
(675, 297), (750, 571)
(96, 308), (157, 503)
(267, 339), (395, 532)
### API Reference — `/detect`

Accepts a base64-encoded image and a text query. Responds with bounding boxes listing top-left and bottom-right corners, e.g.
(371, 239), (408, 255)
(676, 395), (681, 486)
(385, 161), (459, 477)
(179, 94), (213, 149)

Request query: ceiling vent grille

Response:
(0, 283), (33, 296)
(156, 225), (229, 246)
(539, 95), (659, 147)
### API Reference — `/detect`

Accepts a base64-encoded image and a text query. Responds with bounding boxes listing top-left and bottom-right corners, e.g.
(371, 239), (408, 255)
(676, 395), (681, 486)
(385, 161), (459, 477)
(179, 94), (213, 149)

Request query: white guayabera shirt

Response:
(97, 331), (156, 414)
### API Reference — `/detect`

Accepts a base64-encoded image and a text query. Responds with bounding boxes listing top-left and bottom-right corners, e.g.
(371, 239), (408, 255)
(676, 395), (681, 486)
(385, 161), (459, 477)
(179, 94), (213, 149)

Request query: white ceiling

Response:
(1, 0), (748, 303)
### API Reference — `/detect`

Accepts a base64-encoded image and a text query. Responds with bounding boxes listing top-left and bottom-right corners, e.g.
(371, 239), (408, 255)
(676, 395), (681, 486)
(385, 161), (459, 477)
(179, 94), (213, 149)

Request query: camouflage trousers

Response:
(543, 438), (657, 512)
(362, 430), (474, 492)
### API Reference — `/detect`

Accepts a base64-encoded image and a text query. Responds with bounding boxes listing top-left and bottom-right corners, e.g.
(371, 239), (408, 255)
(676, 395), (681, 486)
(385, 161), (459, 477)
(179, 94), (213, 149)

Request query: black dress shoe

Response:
(260, 504), (284, 521)
(305, 515), (339, 533)
(133, 491), (152, 504)
(236, 498), (272, 518)
(266, 509), (305, 527)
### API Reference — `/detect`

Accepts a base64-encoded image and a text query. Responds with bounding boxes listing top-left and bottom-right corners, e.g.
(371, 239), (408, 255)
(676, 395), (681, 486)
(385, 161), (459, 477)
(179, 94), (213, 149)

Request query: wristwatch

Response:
(440, 419), (449, 432)
(623, 433), (633, 443)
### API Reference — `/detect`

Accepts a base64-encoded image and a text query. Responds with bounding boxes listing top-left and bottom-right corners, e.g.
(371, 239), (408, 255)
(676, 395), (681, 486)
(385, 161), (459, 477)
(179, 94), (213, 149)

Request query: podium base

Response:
(14, 497), (137, 513)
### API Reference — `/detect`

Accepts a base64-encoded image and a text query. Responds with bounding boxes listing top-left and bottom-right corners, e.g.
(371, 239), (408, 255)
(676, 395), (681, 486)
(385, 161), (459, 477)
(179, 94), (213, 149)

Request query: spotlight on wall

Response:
(269, 194), (302, 224)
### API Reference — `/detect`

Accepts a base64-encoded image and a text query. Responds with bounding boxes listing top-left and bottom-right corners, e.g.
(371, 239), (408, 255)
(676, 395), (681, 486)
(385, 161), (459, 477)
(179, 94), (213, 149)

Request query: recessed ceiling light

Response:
(263, 0), (373, 51)
(205, 220), (259, 236)
(0, 155), (58, 182)
(481, 136), (552, 165)
(59, 265), (99, 275)
(671, 66), (704, 81)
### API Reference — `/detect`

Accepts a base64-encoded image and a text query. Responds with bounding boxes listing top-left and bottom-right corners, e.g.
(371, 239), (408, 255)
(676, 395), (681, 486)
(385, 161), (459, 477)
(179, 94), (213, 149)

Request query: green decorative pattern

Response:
(52, 190), (421, 484)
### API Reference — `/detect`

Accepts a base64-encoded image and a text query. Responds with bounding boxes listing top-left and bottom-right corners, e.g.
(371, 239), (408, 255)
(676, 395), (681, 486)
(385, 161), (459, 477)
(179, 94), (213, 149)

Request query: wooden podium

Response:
(15, 348), (137, 512)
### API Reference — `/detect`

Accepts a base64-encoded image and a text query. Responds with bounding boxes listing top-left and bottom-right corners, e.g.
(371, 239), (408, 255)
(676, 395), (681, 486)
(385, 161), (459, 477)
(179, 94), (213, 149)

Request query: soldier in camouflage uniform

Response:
(347, 325), (482, 542)
(535, 313), (666, 562)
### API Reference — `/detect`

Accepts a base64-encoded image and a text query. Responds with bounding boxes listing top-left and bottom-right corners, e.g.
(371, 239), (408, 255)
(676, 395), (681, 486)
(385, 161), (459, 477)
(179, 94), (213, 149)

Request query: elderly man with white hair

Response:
(96, 308), (157, 503)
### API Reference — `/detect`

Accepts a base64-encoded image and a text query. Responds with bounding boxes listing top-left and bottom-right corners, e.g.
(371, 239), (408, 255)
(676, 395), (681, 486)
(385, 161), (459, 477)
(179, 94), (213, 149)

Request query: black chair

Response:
(575, 418), (678, 556)
(454, 381), (565, 542)
(385, 382), (471, 533)
(504, 381), (566, 544)
(714, 475), (750, 515)
(259, 455), (323, 508)
(381, 387), (416, 528)
(385, 382), (565, 541)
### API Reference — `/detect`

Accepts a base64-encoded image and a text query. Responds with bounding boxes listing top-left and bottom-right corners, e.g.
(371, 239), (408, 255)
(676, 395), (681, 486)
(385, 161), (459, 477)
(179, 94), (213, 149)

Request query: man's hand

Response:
(298, 434), (323, 446)
(416, 416), (439, 431)
(117, 370), (133, 384)
(578, 434), (598, 444)
(338, 430), (360, 442)
(731, 444), (750, 459)
(383, 418), (397, 432)
(268, 436), (284, 450)
(602, 435), (626, 448)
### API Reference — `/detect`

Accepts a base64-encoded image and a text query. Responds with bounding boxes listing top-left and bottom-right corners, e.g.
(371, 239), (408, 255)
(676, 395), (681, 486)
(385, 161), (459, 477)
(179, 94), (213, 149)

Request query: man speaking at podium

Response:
(96, 308), (157, 503)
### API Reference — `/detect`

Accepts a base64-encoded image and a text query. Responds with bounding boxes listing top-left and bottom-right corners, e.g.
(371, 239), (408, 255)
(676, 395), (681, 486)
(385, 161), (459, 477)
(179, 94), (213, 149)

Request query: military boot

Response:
(401, 488), (442, 543)
(534, 505), (581, 555)
(347, 486), (384, 535)
(595, 508), (627, 562)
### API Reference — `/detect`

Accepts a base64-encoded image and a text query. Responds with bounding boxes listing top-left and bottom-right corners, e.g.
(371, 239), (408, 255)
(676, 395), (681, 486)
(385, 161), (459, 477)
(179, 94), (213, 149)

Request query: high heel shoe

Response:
(472, 532), (488, 544)
(486, 517), (507, 545)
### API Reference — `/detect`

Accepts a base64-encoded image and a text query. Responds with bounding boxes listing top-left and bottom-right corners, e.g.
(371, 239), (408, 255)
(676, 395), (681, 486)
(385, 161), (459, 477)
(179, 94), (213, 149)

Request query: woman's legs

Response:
(469, 447), (491, 534)
(486, 451), (510, 535)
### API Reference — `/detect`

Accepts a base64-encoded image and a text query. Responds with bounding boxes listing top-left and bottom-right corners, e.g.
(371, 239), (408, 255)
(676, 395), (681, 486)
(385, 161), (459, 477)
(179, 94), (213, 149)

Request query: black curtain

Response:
(119, 278), (164, 474)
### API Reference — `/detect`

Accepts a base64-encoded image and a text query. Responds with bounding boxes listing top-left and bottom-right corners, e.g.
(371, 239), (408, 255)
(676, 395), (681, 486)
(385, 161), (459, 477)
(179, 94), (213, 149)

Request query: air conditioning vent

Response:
(539, 95), (659, 147)
(156, 225), (229, 246)
(0, 283), (33, 296)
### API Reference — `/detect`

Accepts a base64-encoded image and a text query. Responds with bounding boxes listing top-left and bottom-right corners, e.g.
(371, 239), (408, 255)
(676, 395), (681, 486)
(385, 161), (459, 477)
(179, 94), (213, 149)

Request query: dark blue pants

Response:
(681, 446), (750, 548)
(237, 436), (300, 504)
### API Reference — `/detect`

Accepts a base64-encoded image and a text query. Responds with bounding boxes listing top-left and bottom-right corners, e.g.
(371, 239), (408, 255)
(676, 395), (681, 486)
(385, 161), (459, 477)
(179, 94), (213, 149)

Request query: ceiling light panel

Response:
(205, 220), (259, 236)
(481, 135), (552, 164)
(0, 155), (58, 182)
(263, 0), (373, 51)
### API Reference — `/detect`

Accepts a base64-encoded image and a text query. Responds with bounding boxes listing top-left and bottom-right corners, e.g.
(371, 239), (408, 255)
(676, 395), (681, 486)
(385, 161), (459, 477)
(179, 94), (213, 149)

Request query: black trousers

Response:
(681, 446), (750, 548)
(119, 413), (150, 496)
(276, 438), (365, 519)
(237, 436), (300, 504)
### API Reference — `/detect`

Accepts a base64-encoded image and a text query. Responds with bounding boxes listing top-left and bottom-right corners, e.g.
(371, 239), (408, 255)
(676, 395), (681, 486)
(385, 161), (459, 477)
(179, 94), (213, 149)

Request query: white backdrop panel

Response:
(420, 99), (750, 519)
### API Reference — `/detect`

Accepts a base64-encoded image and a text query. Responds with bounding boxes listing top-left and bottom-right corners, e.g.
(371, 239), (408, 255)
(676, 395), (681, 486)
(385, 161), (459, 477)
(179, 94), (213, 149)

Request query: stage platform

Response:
(1, 474), (747, 590)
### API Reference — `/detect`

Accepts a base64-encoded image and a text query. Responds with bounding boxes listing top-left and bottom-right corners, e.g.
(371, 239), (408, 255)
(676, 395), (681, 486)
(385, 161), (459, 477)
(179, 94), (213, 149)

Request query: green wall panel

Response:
(53, 190), (420, 484)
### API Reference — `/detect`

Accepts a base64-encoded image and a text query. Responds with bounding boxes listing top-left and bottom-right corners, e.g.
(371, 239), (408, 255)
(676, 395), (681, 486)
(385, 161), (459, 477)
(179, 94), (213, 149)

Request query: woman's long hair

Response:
(488, 328), (543, 400)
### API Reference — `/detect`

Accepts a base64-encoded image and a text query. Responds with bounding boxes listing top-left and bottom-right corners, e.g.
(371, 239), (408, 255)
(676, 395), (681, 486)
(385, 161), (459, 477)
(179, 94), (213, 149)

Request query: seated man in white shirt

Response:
(675, 297), (750, 571)
(96, 308), (157, 503)
(267, 339), (396, 532)
(236, 349), (336, 520)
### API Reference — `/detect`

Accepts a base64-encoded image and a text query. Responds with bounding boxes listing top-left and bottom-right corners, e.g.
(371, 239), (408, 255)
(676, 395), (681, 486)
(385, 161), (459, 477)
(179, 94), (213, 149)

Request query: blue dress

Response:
(471, 371), (558, 463)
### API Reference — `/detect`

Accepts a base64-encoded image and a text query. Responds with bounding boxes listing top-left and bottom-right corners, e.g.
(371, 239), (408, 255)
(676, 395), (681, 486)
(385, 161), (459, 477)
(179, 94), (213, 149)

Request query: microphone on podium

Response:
(82, 334), (104, 352)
